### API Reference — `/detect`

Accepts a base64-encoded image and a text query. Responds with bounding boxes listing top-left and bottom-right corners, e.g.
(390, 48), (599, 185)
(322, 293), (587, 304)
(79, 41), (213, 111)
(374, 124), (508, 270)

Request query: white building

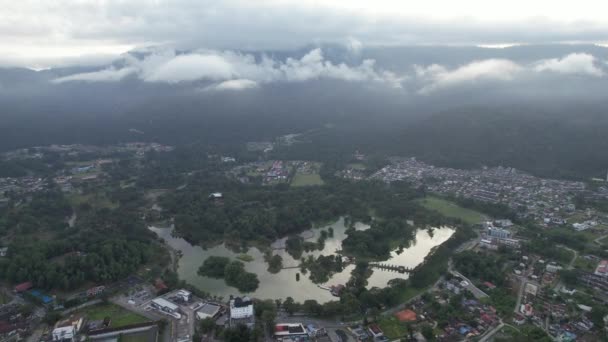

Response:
(176, 289), (191, 302)
(151, 298), (179, 313)
(230, 297), (254, 319)
(230, 296), (255, 327)
(52, 326), (76, 342)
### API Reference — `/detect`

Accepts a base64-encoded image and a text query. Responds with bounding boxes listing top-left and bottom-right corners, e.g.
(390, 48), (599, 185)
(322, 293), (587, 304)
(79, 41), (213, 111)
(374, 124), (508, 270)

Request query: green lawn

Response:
(291, 173), (324, 187)
(417, 197), (485, 224)
(236, 254), (254, 262)
(68, 192), (118, 210)
(347, 163), (366, 170)
(574, 256), (598, 272)
(80, 303), (149, 328)
(377, 316), (408, 339)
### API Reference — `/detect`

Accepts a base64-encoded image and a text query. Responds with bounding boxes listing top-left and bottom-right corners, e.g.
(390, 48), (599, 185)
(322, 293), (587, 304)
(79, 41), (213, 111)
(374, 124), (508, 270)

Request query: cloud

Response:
(3, 1), (608, 68)
(206, 79), (259, 91)
(534, 53), (604, 76)
(413, 52), (608, 93)
(143, 54), (235, 83)
(52, 66), (137, 83)
(53, 48), (403, 88)
(415, 59), (523, 93)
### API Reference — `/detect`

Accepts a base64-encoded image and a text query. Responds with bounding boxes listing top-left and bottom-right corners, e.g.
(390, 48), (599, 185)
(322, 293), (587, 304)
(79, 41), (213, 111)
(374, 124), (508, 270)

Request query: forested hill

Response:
(397, 107), (608, 180)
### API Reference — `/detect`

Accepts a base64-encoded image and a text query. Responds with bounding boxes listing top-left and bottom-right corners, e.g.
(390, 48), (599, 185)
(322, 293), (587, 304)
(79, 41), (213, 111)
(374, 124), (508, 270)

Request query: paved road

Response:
(552, 245), (578, 292)
(447, 260), (489, 299)
(478, 322), (504, 342)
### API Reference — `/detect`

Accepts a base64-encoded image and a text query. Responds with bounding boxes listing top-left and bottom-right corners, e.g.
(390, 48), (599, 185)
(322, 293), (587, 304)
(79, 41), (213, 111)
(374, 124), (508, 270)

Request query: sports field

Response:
(417, 197), (485, 224)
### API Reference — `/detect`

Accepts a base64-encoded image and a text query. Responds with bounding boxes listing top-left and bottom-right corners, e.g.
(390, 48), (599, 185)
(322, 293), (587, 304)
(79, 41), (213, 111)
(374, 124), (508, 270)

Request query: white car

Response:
(460, 280), (469, 287)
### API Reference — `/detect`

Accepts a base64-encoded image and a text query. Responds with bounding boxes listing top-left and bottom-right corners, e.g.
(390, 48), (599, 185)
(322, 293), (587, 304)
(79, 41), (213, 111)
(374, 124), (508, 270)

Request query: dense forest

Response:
(0, 188), (162, 290)
(160, 168), (439, 249)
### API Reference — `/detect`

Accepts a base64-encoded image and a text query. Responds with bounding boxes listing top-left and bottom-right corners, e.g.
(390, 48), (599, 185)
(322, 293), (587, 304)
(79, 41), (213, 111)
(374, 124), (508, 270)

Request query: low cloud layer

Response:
(52, 49), (607, 94)
(414, 53), (606, 94)
(3, 1), (608, 68)
(53, 48), (403, 88)
(534, 53), (605, 76)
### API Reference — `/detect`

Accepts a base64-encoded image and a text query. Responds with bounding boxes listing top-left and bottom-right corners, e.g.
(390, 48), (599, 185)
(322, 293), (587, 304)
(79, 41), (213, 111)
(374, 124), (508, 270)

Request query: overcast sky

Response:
(2, 0), (608, 69)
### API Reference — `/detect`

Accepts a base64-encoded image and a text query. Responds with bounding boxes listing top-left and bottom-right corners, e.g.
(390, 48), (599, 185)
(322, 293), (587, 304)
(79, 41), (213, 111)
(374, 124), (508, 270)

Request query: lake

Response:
(149, 218), (454, 303)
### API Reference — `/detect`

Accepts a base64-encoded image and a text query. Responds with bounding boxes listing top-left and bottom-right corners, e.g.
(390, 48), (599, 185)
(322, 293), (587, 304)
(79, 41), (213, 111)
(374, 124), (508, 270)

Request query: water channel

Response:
(149, 218), (454, 303)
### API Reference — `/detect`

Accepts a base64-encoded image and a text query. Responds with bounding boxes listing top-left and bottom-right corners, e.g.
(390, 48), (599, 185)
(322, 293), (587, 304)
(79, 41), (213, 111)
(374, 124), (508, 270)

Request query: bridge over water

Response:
(369, 263), (412, 273)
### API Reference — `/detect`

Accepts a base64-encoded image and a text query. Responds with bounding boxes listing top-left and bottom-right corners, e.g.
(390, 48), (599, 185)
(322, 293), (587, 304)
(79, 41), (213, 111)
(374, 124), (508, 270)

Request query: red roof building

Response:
(14, 281), (33, 293)
(154, 279), (168, 292)
(395, 309), (417, 322)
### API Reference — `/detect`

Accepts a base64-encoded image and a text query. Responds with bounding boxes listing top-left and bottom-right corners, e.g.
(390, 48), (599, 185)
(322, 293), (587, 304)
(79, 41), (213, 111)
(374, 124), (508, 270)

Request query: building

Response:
(367, 324), (386, 341)
(174, 289), (191, 303)
(395, 309), (417, 322)
(595, 260), (608, 277)
(86, 286), (105, 297)
(151, 298), (179, 314)
(274, 323), (310, 341)
(494, 219), (513, 227)
(487, 227), (511, 239)
(229, 296), (254, 327)
(53, 315), (84, 342)
(480, 239), (498, 250)
(13, 281), (33, 293)
(52, 326), (76, 342)
(196, 303), (221, 320)
(546, 264), (563, 273)
(209, 192), (223, 200)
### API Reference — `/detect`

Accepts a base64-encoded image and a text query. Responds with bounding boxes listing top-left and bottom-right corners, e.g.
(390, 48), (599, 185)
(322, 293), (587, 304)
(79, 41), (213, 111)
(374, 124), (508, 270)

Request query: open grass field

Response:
(377, 316), (407, 339)
(291, 173), (324, 187)
(347, 163), (366, 170)
(417, 197), (485, 224)
(68, 192), (118, 210)
(80, 303), (149, 328)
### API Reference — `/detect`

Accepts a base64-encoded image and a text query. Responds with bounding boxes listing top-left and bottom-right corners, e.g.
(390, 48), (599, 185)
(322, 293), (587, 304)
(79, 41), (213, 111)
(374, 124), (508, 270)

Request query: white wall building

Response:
(52, 326), (76, 342)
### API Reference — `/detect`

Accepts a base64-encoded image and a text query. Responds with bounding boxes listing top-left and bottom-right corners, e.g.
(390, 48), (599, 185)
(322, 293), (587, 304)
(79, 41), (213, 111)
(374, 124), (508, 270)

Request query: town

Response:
(2, 143), (608, 342)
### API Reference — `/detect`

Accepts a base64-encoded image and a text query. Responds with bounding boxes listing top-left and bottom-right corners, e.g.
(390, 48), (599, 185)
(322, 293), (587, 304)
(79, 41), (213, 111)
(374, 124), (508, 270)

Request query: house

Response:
(14, 281), (33, 293)
(546, 264), (563, 273)
(483, 281), (496, 290)
(524, 283), (539, 297)
(208, 192), (223, 200)
(368, 323), (386, 340)
(86, 286), (105, 297)
(594, 260), (608, 277)
(513, 314), (526, 325)
(154, 279), (168, 293)
(520, 303), (534, 316)
(52, 325), (76, 342)
(395, 309), (417, 322)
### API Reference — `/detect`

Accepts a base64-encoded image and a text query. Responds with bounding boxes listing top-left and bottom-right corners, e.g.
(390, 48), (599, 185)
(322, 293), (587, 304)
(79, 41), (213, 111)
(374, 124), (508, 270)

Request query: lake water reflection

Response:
(149, 218), (454, 303)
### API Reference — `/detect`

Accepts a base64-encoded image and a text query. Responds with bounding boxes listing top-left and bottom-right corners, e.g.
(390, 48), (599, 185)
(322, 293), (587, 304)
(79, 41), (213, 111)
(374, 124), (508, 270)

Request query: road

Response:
(552, 245), (578, 292)
(478, 322), (504, 342)
(447, 260), (489, 299)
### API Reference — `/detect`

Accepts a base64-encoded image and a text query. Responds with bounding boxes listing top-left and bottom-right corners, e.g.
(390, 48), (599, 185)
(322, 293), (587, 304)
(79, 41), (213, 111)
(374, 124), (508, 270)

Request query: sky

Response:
(2, 0), (608, 69)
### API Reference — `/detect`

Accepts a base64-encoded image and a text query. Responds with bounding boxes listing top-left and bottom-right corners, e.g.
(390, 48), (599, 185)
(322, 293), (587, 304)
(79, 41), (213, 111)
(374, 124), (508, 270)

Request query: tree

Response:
(199, 317), (215, 334)
(198, 256), (230, 278)
(284, 297), (297, 316)
(421, 324), (435, 341)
